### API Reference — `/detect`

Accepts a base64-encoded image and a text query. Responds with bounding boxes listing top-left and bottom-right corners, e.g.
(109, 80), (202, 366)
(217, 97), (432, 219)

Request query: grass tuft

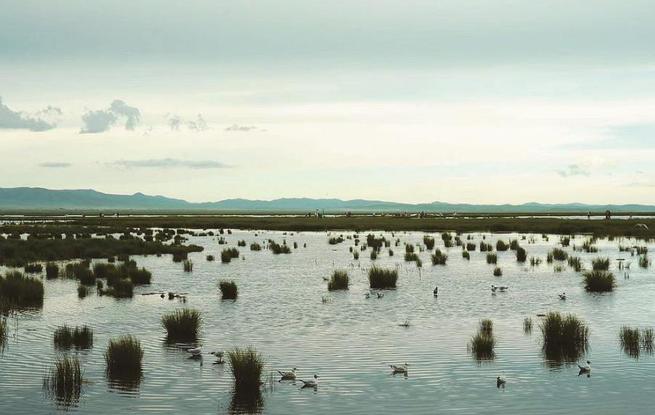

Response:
(583, 270), (615, 292)
(43, 356), (82, 407)
(368, 266), (398, 289)
(162, 309), (202, 341)
(219, 280), (238, 299)
(327, 270), (349, 291)
(228, 347), (264, 393)
(540, 312), (589, 362)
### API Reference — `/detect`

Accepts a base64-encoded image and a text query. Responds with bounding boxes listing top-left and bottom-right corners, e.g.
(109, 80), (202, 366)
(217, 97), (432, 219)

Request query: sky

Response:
(1, 0), (655, 204)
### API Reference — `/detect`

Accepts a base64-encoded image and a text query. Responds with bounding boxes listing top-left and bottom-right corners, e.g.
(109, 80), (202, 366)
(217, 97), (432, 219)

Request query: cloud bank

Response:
(38, 162), (71, 168)
(80, 99), (141, 133)
(111, 158), (229, 169)
(0, 97), (59, 131)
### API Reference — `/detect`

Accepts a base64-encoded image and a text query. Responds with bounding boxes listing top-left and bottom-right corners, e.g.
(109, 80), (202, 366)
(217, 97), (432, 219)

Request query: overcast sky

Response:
(2, 0), (655, 204)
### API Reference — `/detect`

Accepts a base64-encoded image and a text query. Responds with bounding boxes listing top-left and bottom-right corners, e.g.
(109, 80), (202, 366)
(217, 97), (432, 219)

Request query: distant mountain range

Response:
(1, 187), (654, 213)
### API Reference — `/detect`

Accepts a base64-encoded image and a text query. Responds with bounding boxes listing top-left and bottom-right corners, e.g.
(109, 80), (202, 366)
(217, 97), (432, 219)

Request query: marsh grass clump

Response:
(0, 271), (44, 308)
(470, 332), (495, 360)
(523, 317), (533, 334)
(53, 325), (93, 350)
(45, 262), (59, 279)
(462, 251), (470, 260)
(206, 255), (215, 261)
(268, 241), (291, 255)
(370, 250), (377, 260)
(642, 328), (654, 353)
(221, 247), (241, 263)
(43, 356), (82, 407)
(550, 248), (568, 261)
(516, 247), (527, 263)
(183, 260), (193, 272)
(219, 280), (238, 299)
(592, 257), (610, 271)
(105, 279), (134, 298)
(423, 236), (435, 250)
(496, 240), (509, 251)
(486, 253), (497, 264)
(509, 240), (520, 250)
(250, 243), (262, 251)
(479, 242), (493, 252)
(328, 270), (349, 291)
(105, 335), (143, 383)
(404, 252), (419, 263)
(77, 285), (90, 298)
(368, 266), (398, 289)
(431, 249), (448, 265)
(0, 318), (7, 350)
(567, 256), (583, 272)
(639, 255), (650, 269)
(493, 267), (502, 276)
(465, 243), (476, 252)
(237, 240), (246, 247)
(24, 263), (43, 273)
(162, 309), (202, 341)
(328, 236), (344, 245)
(228, 347), (264, 393)
(480, 319), (493, 335)
(353, 251), (359, 260)
(530, 257), (542, 267)
(540, 312), (589, 362)
(583, 270), (615, 292)
(619, 326), (641, 357)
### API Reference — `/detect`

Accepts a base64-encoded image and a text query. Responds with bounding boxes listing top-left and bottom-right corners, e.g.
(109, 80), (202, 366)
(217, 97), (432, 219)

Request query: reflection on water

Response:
(2, 230), (655, 414)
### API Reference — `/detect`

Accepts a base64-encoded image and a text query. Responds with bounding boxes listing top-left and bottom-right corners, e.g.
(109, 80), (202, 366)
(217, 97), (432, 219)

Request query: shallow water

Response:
(1, 231), (654, 414)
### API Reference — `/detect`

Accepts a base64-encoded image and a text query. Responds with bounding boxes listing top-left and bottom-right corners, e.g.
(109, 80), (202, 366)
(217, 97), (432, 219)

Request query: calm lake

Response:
(1, 230), (654, 414)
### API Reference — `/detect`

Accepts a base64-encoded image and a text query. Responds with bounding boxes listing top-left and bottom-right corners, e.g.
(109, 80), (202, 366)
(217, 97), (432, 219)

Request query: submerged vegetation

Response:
(53, 325), (93, 350)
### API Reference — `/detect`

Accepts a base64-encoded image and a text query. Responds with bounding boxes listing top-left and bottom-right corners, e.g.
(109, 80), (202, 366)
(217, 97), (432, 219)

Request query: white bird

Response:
(299, 374), (319, 388)
(186, 347), (202, 359)
(578, 360), (591, 375)
(278, 368), (297, 380)
(210, 351), (225, 364)
(559, 292), (566, 300)
(390, 363), (409, 375)
(491, 285), (498, 293)
(497, 376), (506, 388)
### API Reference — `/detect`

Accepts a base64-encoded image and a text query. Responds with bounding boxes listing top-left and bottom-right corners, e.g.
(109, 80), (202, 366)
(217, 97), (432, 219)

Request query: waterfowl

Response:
(433, 286), (438, 297)
(210, 351), (225, 364)
(497, 285), (508, 292)
(186, 347), (202, 359)
(496, 376), (506, 388)
(377, 292), (384, 299)
(278, 368), (297, 380)
(364, 292), (371, 299)
(578, 360), (591, 375)
(390, 363), (409, 375)
(491, 285), (498, 293)
(559, 292), (566, 300)
(398, 319), (410, 328)
(299, 374), (319, 388)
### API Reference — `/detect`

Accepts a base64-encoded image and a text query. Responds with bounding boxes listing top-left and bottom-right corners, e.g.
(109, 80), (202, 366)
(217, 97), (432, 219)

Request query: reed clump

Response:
(496, 240), (509, 251)
(327, 270), (349, 291)
(423, 236), (435, 250)
(221, 247), (241, 263)
(162, 309), (202, 341)
(228, 347), (264, 393)
(523, 317), (533, 334)
(550, 248), (568, 261)
(53, 325), (93, 350)
(540, 312), (589, 362)
(470, 320), (495, 360)
(583, 270), (615, 292)
(486, 253), (497, 264)
(268, 241), (291, 255)
(105, 335), (143, 382)
(368, 266), (398, 289)
(219, 280), (238, 299)
(45, 262), (59, 279)
(431, 249), (448, 265)
(43, 356), (82, 407)
(567, 256), (583, 272)
(493, 267), (502, 276)
(462, 251), (470, 260)
(183, 260), (193, 272)
(249, 243), (262, 251)
(619, 326), (641, 357)
(24, 263), (43, 273)
(0, 271), (44, 308)
(592, 257), (610, 271)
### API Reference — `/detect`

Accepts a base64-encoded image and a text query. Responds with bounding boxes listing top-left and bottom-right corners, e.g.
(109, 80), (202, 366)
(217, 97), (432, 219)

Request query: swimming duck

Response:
(210, 351), (225, 364)
(433, 286), (438, 296)
(578, 360), (591, 376)
(398, 319), (410, 328)
(278, 368), (297, 380)
(496, 376), (506, 388)
(377, 292), (384, 299)
(299, 374), (319, 388)
(390, 363), (409, 375)
(558, 292), (566, 300)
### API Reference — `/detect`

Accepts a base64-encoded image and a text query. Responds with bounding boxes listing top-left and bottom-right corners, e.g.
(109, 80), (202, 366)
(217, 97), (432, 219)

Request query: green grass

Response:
(228, 347), (264, 393)
(480, 319), (493, 335)
(496, 240), (509, 251)
(0, 271), (44, 308)
(53, 325), (93, 350)
(540, 312), (589, 362)
(423, 236), (435, 250)
(206, 254), (215, 261)
(592, 257), (610, 271)
(583, 270), (615, 292)
(369, 266), (398, 289)
(465, 243), (476, 251)
(404, 252), (419, 262)
(219, 280), (238, 299)
(431, 249), (448, 265)
(493, 267), (502, 276)
(221, 247), (241, 262)
(516, 247), (527, 263)
(162, 309), (202, 341)
(43, 356), (82, 407)
(462, 251), (470, 260)
(105, 335), (143, 382)
(328, 270), (349, 291)
(183, 260), (193, 272)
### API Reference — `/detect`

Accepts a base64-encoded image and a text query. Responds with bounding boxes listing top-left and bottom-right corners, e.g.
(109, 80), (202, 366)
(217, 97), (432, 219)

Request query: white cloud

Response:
(0, 97), (59, 131)
(80, 99), (140, 133)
